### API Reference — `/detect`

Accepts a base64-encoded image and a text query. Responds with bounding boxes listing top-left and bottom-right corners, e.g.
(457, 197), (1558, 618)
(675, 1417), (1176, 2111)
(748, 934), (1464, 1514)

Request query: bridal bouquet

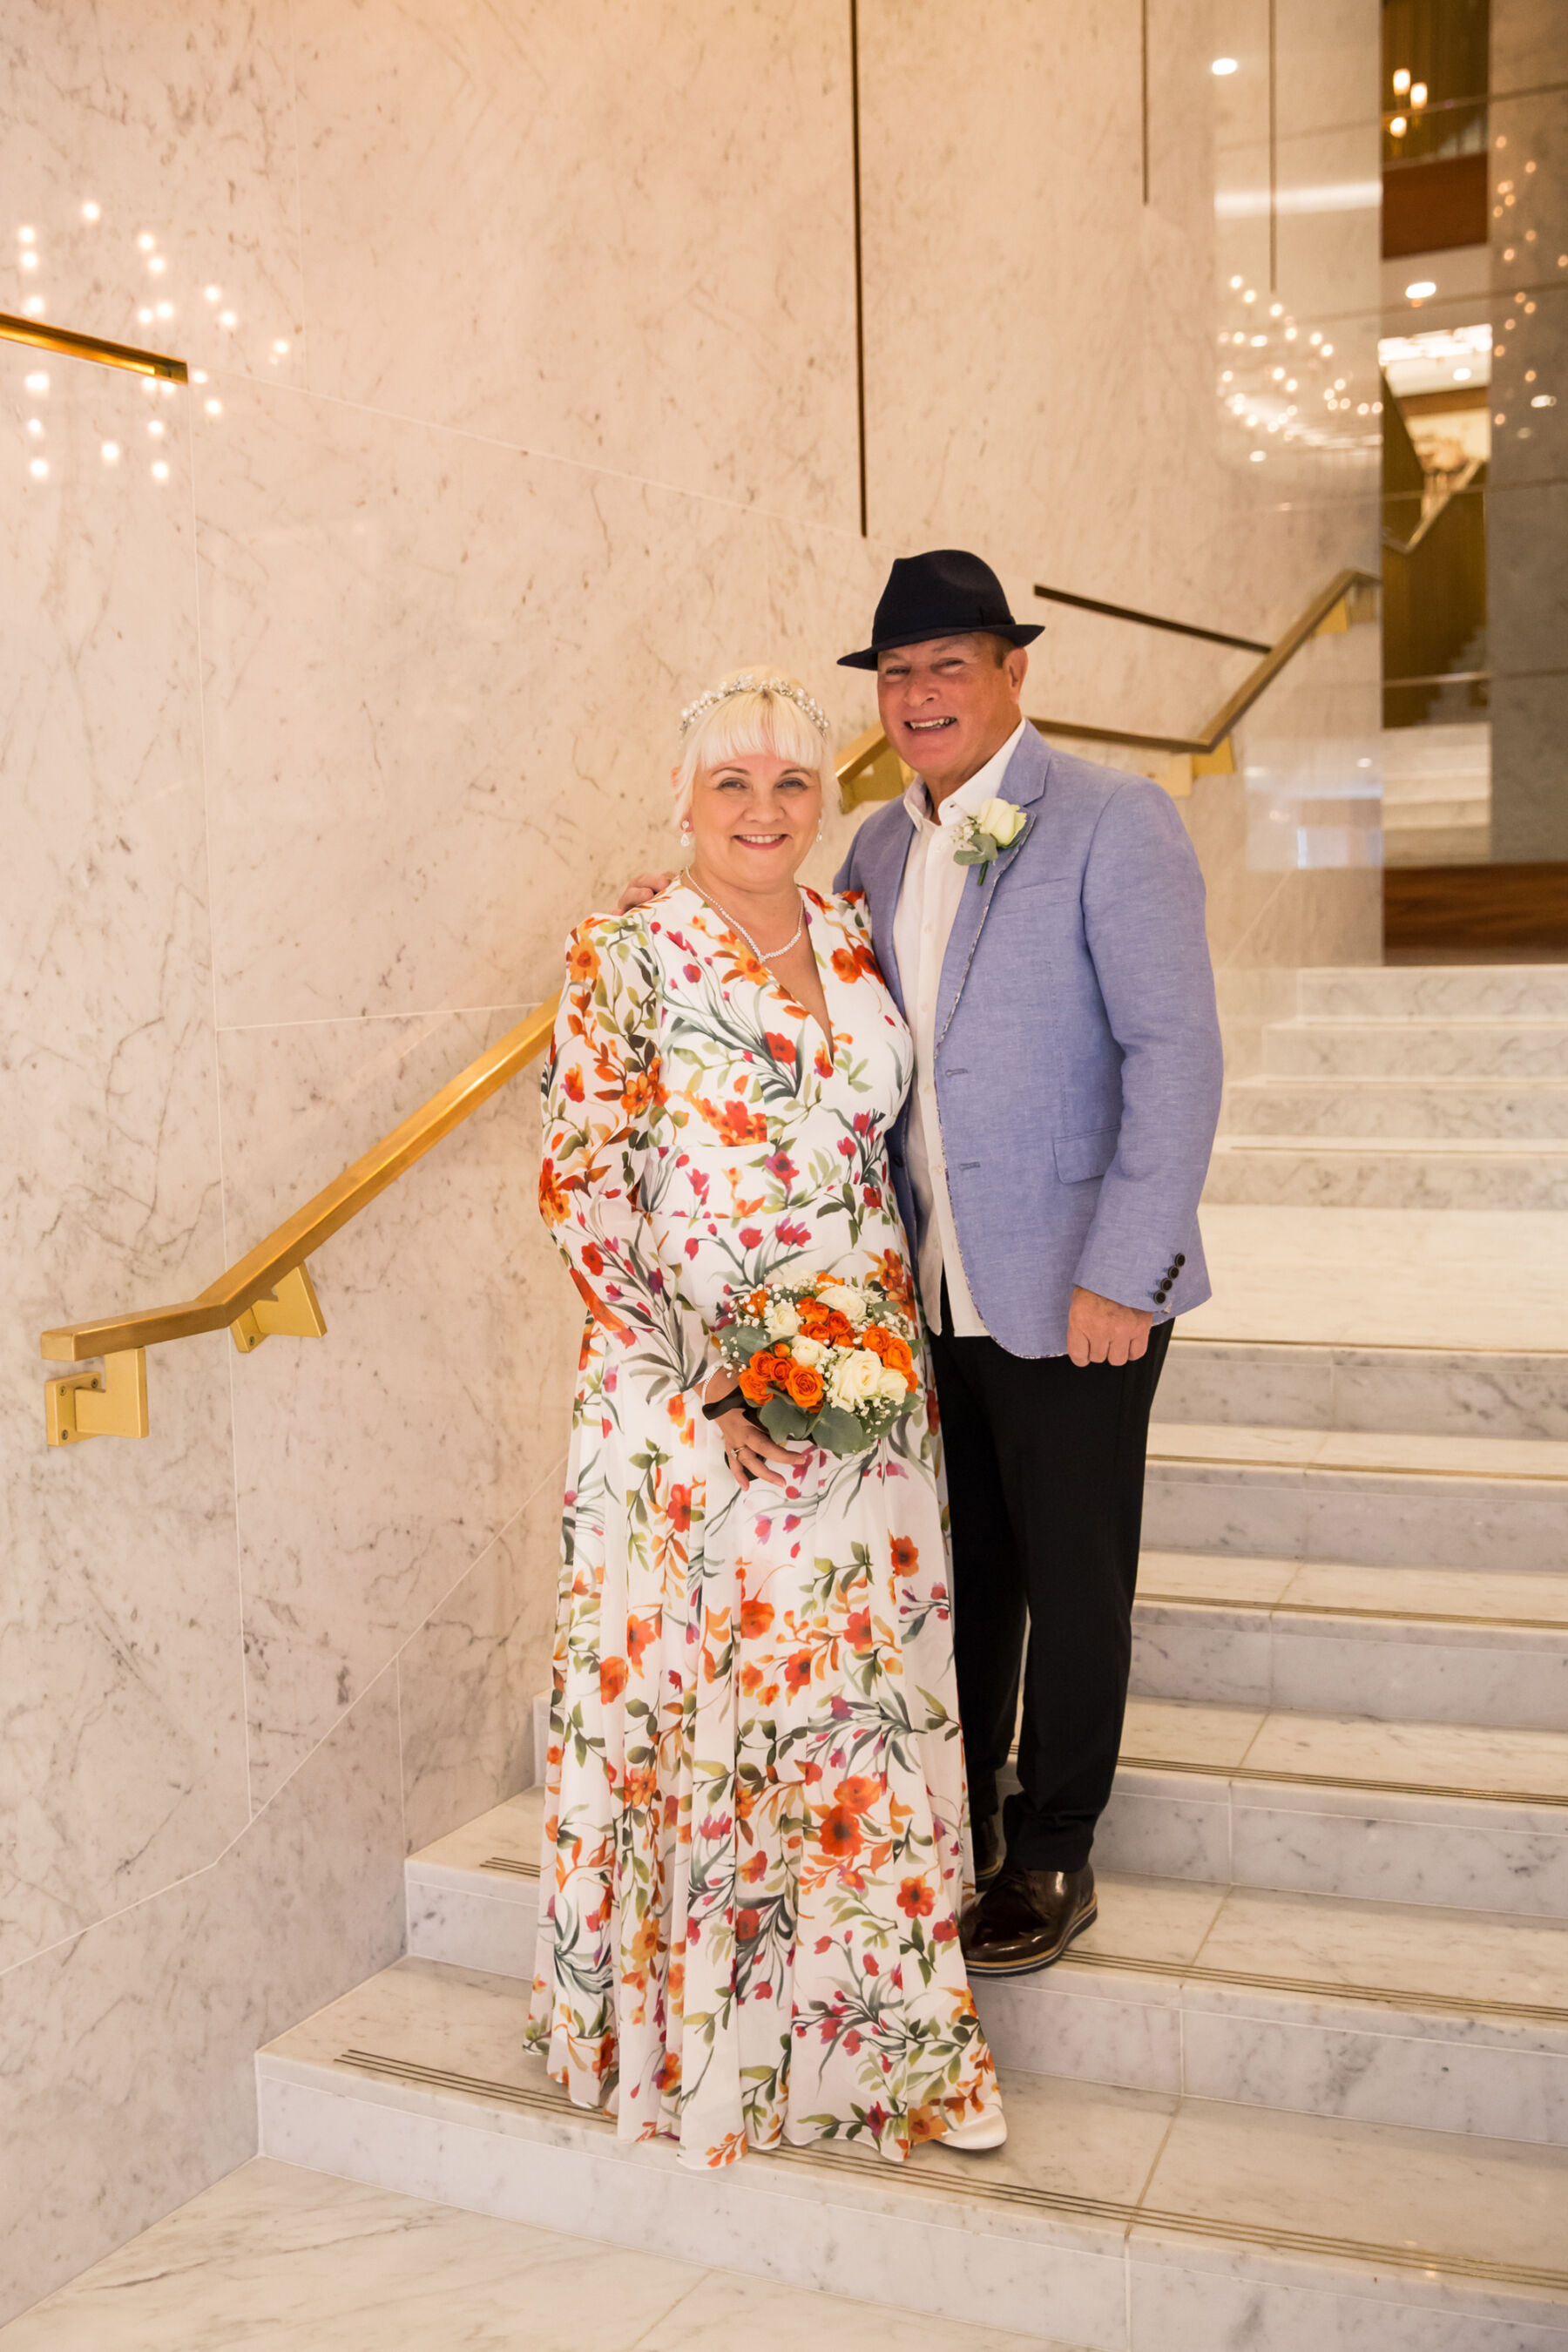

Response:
(712, 1274), (918, 1456)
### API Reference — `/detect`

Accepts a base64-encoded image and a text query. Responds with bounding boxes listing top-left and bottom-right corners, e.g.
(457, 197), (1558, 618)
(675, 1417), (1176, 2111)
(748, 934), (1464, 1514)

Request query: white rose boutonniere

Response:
(953, 796), (1027, 887)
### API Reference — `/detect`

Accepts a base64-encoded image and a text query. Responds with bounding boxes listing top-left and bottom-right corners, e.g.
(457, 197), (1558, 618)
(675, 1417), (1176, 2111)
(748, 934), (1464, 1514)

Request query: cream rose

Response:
(876, 1363), (911, 1402)
(764, 1299), (801, 1339)
(977, 795), (1026, 846)
(789, 1335), (828, 1369)
(817, 1281), (868, 1328)
(828, 1348), (884, 1408)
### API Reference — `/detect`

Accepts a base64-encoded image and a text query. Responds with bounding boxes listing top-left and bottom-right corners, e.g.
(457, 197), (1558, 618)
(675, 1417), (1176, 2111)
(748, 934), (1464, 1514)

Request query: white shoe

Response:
(943, 2107), (1007, 2152)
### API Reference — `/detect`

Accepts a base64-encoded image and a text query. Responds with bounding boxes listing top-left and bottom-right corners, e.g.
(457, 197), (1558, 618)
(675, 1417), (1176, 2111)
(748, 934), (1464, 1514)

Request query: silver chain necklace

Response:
(690, 875), (806, 961)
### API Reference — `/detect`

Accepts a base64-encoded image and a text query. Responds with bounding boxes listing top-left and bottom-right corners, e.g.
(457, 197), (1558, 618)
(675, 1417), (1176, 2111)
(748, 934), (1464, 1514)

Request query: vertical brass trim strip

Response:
(848, 0), (869, 537)
(1267, 0), (1278, 288)
(1140, 0), (1151, 205)
(0, 312), (187, 382)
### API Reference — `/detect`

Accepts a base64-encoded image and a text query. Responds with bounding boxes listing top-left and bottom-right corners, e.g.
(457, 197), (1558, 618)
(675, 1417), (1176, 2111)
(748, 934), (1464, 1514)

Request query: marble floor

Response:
(0, 2159), (1046, 2352)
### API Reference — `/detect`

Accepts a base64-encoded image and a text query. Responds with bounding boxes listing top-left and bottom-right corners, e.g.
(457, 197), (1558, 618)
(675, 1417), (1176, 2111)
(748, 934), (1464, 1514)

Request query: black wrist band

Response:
(700, 1389), (764, 1432)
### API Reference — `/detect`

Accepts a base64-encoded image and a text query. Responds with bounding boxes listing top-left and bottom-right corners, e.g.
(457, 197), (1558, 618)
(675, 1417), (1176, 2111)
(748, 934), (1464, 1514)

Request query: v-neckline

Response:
(678, 881), (835, 1058)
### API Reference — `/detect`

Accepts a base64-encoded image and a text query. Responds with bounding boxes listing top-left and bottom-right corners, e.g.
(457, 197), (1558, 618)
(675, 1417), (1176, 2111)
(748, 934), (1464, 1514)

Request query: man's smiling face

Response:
(875, 633), (1029, 801)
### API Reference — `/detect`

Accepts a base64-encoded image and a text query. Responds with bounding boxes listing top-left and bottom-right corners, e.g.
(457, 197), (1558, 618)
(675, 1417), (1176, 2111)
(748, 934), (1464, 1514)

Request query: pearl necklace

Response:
(690, 876), (806, 961)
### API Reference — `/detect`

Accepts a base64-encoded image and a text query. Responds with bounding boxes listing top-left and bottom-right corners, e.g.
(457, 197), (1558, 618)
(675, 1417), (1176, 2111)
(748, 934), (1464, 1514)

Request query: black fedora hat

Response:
(838, 549), (1043, 671)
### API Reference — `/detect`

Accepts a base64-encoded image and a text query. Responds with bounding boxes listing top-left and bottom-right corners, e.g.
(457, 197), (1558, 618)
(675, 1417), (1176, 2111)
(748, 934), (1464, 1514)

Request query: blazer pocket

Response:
(1053, 1126), (1119, 1183)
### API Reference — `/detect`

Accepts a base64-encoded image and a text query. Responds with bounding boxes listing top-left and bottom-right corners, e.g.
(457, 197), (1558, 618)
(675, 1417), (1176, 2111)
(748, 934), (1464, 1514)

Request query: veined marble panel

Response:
(220, 1008), (579, 1804)
(193, 375), (802, 1030)
(397, 1460), (566, 1856)
(0, 1676), (403, 2329)
(0, 2156), (1052, 2352)
(0, 344), (246, 1969)
(0, 0), (305, 388)
(291, 0), (858, 524)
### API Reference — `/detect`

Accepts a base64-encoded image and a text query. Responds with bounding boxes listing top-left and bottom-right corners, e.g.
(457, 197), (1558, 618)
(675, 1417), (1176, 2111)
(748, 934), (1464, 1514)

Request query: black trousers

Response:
(925, 1282), (1172, 1876)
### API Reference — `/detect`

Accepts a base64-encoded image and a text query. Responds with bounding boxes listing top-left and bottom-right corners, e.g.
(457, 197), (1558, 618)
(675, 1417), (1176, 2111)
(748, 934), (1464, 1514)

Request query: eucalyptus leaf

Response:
(759, 1395), (811, 1442)
(813, 1402), (871, 1456)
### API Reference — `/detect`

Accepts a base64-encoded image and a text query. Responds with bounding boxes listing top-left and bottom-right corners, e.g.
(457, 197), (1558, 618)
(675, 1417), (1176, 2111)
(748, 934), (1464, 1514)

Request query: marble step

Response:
(256, 1955), (1568, 2350)
(1098, 1695), (1568, 1919)
(1299, 964), (1568, 1022)
(1203, 1134), (1568, 1210)
(1261, 1019), (1568, 1079)
(1160, 1338), (1568, 1443)
(405, 1794), (1568, 2151)
(1143, 1419), (1568, 1572)
(1132, 1551), (1568, 1728)
(1224, 1077), (1568, 1139)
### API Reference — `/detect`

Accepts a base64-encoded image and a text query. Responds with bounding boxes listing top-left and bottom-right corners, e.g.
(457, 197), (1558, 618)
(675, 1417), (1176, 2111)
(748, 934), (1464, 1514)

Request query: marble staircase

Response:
(1208, 963), (1568, 1208)
(256, 1308), (1568, 2349)
(253, 963), (1568, 2349)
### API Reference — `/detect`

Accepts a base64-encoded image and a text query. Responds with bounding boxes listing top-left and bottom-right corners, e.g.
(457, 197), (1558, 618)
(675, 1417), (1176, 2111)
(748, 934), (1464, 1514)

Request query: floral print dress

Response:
(530, 879), (999, 2169)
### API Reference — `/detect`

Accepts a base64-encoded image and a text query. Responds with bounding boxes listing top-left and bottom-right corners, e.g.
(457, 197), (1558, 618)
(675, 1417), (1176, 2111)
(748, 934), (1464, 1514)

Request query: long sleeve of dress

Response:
(538, 913), (671, 1349)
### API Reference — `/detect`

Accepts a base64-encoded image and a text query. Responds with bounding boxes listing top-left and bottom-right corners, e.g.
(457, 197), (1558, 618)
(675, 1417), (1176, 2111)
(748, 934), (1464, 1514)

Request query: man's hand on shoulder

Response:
(615, 871), (675, 916)
(1067, 1287), (1153, 1368)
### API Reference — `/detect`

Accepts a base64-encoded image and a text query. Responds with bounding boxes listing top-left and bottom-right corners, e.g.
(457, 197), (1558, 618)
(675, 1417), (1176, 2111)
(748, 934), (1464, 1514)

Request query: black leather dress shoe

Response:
(960, 1863), (1097, 1975)
(972, 1812), (1004, 1889)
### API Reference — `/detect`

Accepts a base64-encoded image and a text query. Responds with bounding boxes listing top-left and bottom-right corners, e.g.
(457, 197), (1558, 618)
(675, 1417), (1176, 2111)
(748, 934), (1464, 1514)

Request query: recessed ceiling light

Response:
(1213, 57), (1239, 75)
(1406, 280), (1436, 299)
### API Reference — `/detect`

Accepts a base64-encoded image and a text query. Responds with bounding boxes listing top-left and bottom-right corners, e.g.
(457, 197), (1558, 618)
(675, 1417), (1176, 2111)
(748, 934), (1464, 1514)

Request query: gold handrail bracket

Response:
(46, 1348), (149, 1447)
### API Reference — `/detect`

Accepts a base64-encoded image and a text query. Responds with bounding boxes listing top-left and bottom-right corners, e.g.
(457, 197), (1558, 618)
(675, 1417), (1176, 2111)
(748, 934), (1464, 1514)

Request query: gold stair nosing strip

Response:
(1139, 1593), (1568, 1633)
(1149, 1450), (1568, 1484)
(1115, 1754), (1568, 1808)
(1057, 1949), (1568, 2028)
(468, 1865), (1567, 2025)
(331, 2049), (1568, 2296)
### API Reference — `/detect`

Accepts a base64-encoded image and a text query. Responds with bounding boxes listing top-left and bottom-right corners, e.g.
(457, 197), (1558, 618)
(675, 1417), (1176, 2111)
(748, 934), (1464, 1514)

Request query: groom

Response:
(834, 550), (1222, 1974)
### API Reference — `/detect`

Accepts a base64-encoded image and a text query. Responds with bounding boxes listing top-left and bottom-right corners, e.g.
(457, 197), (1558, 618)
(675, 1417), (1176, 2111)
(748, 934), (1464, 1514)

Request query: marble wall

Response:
(0, 0), (1378, 2322)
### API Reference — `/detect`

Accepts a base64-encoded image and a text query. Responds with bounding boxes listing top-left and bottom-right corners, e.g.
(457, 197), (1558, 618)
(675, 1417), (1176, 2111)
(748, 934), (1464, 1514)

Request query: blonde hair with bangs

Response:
(672, 669), (831, 832)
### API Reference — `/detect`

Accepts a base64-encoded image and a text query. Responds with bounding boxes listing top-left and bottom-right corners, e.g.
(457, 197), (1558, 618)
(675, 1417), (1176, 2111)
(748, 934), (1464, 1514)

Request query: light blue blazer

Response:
(836, 725), (1224, 1358)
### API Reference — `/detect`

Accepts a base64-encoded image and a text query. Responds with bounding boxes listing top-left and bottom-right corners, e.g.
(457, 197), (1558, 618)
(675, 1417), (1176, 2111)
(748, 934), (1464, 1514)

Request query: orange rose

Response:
(784, 1360), (824, 1411)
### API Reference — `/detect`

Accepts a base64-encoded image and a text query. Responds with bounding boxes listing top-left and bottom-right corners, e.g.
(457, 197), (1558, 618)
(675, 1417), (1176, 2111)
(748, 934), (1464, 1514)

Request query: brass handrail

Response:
(44, 725), (875, 1436)
(1025, 568), (1378, 760)
(42, 578), (1372, 1438)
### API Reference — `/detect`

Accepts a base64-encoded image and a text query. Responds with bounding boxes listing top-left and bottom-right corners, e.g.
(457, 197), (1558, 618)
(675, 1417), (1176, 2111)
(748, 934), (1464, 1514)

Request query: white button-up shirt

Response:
(891, 719), (1027, 1337)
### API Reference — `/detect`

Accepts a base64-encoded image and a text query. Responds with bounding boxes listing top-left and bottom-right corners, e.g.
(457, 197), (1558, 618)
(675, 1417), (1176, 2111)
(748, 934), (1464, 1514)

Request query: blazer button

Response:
(1174, 1254), (1186, 1266)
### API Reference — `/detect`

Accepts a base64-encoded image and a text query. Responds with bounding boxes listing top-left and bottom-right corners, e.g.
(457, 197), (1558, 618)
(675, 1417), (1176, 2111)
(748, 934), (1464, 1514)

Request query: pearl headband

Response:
(679, 672), (829, 740)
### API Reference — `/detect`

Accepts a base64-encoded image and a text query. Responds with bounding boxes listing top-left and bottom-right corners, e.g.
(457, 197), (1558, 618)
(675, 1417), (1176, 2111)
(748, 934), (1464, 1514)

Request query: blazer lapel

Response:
(862, 807), (916, 1022)
(935, 727), (1053, 1048)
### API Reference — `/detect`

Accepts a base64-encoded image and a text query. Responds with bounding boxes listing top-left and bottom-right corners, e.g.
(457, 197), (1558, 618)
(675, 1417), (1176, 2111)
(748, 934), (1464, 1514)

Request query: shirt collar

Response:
(902, 716), (1028, 835)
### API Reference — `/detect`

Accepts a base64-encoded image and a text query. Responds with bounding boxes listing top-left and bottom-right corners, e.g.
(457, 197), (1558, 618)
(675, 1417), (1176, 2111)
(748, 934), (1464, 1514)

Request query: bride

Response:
(529, 667), (1003, 2167)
